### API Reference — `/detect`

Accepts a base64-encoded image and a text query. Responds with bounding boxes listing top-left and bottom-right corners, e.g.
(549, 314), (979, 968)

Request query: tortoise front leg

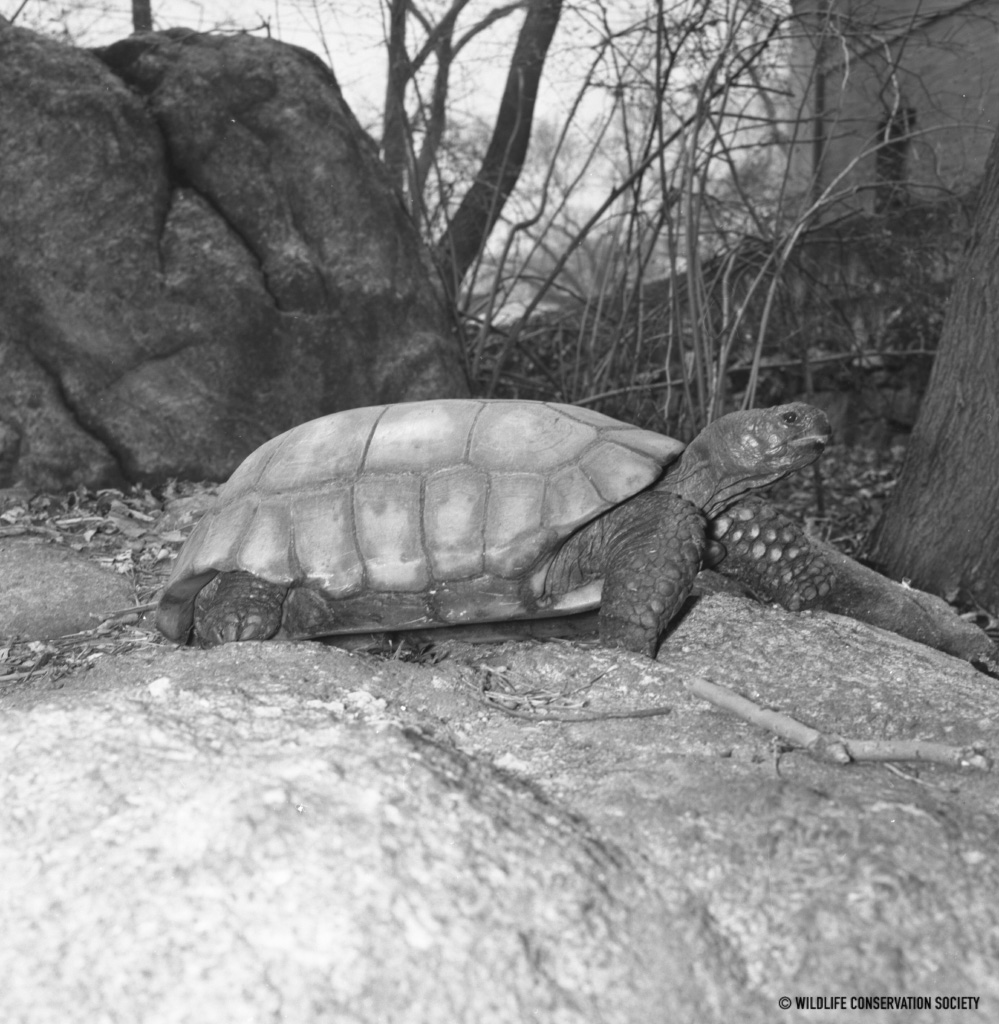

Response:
(600, 492), (705, 656)
(194, 570), (288, 646)
(711, 498), (998, 671)
(550, 491), (705, 657)
(707, 498), (835, 609)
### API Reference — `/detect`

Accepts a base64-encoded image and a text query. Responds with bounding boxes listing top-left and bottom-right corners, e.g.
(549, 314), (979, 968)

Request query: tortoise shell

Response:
(156, 400), (686, 640)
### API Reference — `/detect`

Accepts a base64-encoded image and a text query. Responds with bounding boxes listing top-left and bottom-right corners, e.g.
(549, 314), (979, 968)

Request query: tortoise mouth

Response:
(790, 433), (829, 453)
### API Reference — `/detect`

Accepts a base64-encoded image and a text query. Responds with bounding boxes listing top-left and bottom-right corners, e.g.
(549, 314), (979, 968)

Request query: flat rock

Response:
(0, 536), (134, 640)
(1, 643), (731, 1024)
(2, 593), (997, 1023)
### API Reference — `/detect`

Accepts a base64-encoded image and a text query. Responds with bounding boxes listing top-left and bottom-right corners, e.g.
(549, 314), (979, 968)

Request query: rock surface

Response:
(3, 570), (998, 1022)
(0, 24), (467, 491)
(0, 536), (134, 639)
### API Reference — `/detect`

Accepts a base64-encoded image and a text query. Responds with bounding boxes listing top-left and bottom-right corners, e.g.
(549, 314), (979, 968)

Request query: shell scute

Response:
(182, 495), (258, 578)
(470, 402), (597, 472)
(364, 401), (478, 473)
(543, 462), (604, 530)
(233, 497), (298, 582)
(483, 472), (551, 576)
(290, 487), (363, 597)
(424, 466), (488, 578)
(603, 427), (684, 463)
(353, 474), (428, 591)
(578, 440), (666, 505)
(252, 405), (385, 494)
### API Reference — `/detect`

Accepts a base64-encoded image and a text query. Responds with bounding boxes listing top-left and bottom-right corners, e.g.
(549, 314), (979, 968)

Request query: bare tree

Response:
(867, 133), (999, 612)
(380, 1), (530, 201)
(132, 0), (152, 33)
(377, 0), (561, 300)
(433, 0), (562, 297)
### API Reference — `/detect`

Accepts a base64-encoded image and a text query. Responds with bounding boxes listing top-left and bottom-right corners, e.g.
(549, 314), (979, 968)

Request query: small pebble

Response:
(147, 676), (172, 696)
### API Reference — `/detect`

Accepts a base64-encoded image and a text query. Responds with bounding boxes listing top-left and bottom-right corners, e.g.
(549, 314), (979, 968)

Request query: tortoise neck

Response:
(660, 434), (777, 516)
(660, 446), (719, 513)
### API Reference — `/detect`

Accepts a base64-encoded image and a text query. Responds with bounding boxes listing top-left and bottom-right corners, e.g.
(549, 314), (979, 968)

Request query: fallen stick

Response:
(686, 676), (992, 772)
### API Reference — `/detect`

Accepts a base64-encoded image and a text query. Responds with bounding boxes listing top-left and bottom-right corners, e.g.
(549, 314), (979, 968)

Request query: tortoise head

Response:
(662, 403), (831, 516)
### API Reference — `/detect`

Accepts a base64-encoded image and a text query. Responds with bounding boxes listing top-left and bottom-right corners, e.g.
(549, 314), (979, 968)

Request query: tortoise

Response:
(156, 399), (833, 657)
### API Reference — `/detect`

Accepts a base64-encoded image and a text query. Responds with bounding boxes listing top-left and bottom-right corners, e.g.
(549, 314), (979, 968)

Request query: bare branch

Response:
(686, 676), (992, 772)
(435, 0), (563, 297)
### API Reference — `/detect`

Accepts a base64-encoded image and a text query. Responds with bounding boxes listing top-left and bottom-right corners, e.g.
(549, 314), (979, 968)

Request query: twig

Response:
(483, 700), (673, 723)
(103, 602), (157, 619)
(686, 676), (992, 772)
(0, 668), (49, 683)
(0, 524), (63, 539)
(2, 654), (52, 687)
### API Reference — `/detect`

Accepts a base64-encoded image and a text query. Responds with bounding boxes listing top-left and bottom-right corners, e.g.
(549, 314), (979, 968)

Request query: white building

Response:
(787, 0), (999, 215)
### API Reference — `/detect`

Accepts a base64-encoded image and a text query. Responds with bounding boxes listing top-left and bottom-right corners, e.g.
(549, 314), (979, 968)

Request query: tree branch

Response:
(382, 0), (411, 191)
(686, 676), (992, 772)
(435, 0), (563, 297)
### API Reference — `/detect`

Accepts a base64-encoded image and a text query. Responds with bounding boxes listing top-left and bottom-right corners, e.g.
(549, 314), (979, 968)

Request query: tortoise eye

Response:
(781, 411), (799, 425)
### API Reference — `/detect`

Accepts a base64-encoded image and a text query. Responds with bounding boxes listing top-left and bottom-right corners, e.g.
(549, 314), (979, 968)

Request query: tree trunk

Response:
(381, 0), (409, 194)
(435, 0), (562, 297)
(132, 0), (152, 33)
(867, 136), (999, 611)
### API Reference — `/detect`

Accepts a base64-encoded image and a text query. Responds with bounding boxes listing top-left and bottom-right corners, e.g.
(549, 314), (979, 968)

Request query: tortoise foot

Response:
(194, 571), (286, 646)
(598, 615), (658, 658)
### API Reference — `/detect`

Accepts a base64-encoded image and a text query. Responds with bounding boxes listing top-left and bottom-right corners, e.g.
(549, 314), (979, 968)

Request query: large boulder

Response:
(3, 597), (998, 1022)
(0, 23), (467, 490)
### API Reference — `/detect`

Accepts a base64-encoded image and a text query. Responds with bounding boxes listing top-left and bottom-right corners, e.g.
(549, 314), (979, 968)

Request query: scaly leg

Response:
(711, 497), (997, 672)
(549, 491), (705, 658)
(194, 570), (287, 645)
(708, 498), (835, 610)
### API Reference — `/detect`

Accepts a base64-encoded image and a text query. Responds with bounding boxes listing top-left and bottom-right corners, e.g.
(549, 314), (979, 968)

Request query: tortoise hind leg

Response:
(194, 570), (288, 646)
